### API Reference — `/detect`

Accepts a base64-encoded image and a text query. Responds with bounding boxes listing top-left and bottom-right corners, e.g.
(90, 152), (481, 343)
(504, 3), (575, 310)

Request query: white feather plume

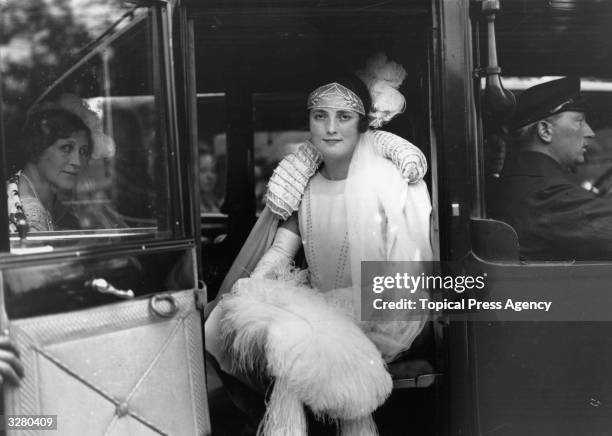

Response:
(220, 277), (392, 424)
(356, 52), (408, 128)
(358, 52), (407, 89)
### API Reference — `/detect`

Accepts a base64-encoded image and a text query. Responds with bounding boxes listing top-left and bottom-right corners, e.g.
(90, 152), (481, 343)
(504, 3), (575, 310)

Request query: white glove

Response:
(251, 227), (301, 279)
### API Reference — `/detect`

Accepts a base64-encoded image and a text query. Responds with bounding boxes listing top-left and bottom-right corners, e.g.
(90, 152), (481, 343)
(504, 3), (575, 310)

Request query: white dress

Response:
(299, 173), (352, 292)
(297, 139), (434, 362)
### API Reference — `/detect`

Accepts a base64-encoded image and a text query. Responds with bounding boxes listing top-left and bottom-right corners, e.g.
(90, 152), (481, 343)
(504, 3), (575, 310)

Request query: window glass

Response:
(1, 2), (173, 251)
(485, 77), (612, 187)
(197, 94), (228, 299)
(483, 0), (612, 261)
(3, 249), (195, 318)
(494, 78), (612, 196)
(197, 91), (311, 217)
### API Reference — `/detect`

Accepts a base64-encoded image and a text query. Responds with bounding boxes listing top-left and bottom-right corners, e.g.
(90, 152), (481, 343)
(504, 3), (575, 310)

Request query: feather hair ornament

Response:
(356, 53), (408, 128)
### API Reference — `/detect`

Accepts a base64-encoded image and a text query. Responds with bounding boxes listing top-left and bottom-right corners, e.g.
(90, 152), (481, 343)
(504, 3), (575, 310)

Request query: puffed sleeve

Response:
(370, 130), (428, 183)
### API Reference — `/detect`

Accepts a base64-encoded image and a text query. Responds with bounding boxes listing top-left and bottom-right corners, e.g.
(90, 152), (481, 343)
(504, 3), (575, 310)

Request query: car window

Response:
(1, 2), (174, 252)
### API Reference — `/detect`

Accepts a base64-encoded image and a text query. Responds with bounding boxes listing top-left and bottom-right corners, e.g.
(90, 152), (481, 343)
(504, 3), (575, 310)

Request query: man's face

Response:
(549, 111), (595, 169)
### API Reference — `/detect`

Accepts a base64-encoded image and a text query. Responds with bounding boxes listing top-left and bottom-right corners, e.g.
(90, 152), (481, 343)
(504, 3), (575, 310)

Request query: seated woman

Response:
(206, 55), (434, 435)
(7, 94), (115, 233)
(199, 145), (222, 214)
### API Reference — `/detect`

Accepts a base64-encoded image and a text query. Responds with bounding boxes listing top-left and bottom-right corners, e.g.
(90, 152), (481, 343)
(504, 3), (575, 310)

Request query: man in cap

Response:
(490, 77), (612, 260)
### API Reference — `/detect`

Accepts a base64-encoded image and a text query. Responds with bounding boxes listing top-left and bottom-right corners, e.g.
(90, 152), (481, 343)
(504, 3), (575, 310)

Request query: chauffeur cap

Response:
(510, 77), (587, 130)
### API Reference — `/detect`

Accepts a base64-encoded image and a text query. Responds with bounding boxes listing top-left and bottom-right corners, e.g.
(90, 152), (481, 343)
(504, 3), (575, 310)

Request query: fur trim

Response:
(220, 278), (392, 421)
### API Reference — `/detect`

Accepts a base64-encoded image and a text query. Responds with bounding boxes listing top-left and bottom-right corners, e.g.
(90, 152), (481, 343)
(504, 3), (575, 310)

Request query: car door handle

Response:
(88, 278), (135, 299)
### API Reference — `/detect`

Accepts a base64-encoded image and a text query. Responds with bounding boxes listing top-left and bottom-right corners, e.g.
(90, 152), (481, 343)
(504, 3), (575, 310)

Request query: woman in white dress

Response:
(206, 58), (434, 435)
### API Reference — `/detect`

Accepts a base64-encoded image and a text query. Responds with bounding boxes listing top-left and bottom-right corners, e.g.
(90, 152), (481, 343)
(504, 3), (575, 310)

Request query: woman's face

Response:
(309, 108), (360, 162)
(36, 130), (90, 191)
(199, 154), (217, 194)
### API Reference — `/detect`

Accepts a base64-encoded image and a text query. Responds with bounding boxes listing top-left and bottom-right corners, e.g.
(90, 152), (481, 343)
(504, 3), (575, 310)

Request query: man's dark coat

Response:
(490, 150), (612, 260)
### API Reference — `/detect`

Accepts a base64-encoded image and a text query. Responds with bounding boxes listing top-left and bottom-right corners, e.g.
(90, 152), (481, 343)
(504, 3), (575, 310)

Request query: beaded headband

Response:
(307, 82), (366, 116)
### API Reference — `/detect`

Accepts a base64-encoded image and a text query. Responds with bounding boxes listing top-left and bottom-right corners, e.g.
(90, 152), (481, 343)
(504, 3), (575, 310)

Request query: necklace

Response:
(20, 171), (54, 231)
(303, 179), (350, 291)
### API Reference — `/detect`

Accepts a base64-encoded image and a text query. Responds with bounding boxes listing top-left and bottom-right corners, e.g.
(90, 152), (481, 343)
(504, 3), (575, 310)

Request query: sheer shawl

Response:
(343, 130), (434, 360)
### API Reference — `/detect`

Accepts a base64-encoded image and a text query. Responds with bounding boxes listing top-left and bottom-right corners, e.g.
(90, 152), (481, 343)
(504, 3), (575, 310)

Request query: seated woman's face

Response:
(199, 154), (217, 194)
(36, 130), (90, 191)
(309, 108), (360, 162)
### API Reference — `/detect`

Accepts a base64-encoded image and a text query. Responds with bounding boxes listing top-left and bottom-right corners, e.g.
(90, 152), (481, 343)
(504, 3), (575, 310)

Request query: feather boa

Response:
(219, 276), (392, 435)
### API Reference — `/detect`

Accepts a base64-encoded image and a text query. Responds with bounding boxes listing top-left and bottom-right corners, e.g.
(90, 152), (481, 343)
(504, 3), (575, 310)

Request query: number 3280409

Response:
(5, 415), (57, 430)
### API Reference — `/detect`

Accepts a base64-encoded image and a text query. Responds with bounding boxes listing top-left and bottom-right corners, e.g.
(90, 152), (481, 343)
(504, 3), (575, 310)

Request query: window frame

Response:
(0, 0), (191, 261)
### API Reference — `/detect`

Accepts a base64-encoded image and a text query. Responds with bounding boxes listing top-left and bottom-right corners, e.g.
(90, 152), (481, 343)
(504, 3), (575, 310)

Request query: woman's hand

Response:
(370, 130), (428, 183)
(0, 335), (24, 386)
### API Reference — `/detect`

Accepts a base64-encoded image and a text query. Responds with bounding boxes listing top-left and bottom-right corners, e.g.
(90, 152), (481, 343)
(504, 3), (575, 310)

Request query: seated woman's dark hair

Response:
(22, 108), (92, 161)
(314, 73), (372, 133)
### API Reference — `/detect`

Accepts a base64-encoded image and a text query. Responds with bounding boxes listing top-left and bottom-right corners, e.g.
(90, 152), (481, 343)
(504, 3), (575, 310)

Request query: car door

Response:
(0, 1), (210, 434)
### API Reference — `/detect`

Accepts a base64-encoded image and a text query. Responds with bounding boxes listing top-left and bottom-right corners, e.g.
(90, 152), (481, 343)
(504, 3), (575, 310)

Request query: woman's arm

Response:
(369, 130), (428, 183)
(250, 214), (301, 279)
